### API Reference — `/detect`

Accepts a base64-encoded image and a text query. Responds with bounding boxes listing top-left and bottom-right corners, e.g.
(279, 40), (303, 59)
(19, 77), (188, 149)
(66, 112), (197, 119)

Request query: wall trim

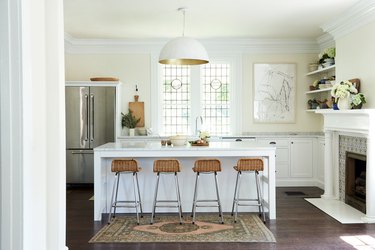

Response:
(65, 34), (320, 55)
(316, 33), (335, 51)
(321, 0), (375, 40)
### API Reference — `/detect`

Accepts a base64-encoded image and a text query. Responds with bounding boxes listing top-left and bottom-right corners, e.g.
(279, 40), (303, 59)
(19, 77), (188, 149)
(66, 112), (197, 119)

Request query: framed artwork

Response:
(253, 63), (296, 123)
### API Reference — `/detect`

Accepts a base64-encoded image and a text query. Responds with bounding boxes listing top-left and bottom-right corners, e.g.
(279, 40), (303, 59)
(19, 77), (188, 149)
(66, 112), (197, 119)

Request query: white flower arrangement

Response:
(199, 130), (210, 141)
(331, 81), (358, 102)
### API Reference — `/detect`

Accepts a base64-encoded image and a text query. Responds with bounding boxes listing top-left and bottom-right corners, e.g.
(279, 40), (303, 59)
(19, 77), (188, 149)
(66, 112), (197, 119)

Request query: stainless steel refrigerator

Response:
(65, 86), (116, 186)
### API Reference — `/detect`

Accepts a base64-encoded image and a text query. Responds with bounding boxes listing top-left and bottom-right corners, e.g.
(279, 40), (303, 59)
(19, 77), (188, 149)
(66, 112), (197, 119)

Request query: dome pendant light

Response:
(159, 8), (209, 65)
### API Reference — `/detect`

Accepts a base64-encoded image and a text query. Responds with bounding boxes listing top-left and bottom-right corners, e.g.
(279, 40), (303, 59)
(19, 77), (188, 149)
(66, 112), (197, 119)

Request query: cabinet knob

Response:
(291, 141), (294, 144)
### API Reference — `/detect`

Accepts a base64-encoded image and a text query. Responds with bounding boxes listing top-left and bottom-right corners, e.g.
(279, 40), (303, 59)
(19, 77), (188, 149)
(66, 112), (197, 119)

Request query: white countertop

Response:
(95, 141), (276, 152)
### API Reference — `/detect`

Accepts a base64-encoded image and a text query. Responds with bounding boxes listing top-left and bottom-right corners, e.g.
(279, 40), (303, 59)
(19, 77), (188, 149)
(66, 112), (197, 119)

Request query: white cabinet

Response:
(258, 138), (289, 178)
(258, 137), (317, 187)
(290, 139), (313, 178)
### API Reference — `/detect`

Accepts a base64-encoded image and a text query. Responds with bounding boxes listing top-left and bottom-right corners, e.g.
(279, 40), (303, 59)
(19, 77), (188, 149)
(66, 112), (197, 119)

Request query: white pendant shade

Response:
(159, 37), (209, 65)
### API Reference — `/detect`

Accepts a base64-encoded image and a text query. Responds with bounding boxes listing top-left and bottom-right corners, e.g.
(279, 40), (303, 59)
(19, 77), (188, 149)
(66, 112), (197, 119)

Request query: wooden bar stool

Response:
(191, 159), (224, 224)
(108, 159), (143, 224)
(150, 159), (183, 224)
(231, 158), (265, 223)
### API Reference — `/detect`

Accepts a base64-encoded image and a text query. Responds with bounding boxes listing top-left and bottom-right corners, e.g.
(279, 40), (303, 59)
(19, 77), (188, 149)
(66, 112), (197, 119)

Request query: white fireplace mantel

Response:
(316, 109), (375, 223)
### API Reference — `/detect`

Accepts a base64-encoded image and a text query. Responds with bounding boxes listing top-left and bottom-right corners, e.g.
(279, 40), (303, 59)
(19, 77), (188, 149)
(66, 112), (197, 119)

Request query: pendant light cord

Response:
(182, 9), (185, 37)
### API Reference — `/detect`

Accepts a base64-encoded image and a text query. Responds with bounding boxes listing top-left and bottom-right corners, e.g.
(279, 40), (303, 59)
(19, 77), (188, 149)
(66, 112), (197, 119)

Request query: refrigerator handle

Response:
(84, 94), (89, 141)
(90, 94), (94, 142)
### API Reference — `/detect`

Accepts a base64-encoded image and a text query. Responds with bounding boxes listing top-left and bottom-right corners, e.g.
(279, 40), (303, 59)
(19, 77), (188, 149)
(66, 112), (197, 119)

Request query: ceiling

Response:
(64, 0), (360, 40)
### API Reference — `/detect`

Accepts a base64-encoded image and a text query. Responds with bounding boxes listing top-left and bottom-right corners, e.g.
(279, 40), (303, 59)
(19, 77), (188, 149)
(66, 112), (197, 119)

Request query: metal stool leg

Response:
(214, 172), (224, 224)
(192, 173), (199, 224)
(135, 172), (143, 218)
(231, 171), (240, 216)
(113, 172), (121, 218)
(108, 172), (119, 224)
(255, 171), (266, 222)
(132, 172), (140, 225)
(150, 172), (160, 224)
(174, 172), (183, 224)
(234, 171), (242, 223)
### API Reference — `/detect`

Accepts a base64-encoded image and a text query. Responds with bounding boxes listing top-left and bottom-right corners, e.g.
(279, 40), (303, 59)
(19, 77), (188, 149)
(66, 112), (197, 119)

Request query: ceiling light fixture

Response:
(159, 7), (209, 65)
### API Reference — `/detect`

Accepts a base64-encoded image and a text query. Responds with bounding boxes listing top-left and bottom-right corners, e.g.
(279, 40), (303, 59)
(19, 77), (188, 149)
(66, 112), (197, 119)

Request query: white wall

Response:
(65, 54), (151, 128)
(335, 20), (375, 108)
(242, 53), (323, 133)
(65, 51), (324, 134)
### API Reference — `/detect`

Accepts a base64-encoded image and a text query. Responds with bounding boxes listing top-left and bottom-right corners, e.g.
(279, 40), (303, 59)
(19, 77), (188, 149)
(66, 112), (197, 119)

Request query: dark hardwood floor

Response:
(67, 187), (375, 250)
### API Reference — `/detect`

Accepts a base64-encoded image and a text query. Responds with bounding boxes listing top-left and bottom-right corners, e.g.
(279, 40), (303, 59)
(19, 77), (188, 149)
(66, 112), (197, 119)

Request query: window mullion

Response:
(190, 66), (201, 136)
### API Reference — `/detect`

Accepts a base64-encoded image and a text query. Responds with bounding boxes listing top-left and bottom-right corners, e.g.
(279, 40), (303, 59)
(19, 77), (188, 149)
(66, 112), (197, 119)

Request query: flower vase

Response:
(337, 97), (351, 110)
(129, 128), (135, 136)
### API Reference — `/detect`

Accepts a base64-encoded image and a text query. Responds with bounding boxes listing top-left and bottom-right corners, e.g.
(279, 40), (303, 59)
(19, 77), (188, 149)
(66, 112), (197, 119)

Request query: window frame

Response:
(151, 54), (242, 136)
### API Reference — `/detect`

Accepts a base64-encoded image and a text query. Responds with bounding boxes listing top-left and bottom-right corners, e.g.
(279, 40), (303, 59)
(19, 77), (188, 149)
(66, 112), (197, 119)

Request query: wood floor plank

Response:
(67, 187), (375, 250)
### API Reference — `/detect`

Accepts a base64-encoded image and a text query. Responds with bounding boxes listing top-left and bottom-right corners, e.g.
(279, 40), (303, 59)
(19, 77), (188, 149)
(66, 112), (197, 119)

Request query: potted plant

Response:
(331, 80), (358, 110)
(318, 47), (336, 65)
(121, 109), (140, 136)
(351, 93), (366, 109)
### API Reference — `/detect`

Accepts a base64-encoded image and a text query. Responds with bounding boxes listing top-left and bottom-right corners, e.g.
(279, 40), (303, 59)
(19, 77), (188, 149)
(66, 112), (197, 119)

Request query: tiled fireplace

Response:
(314, 109), (375, 223)
(339, 136), (367, 213)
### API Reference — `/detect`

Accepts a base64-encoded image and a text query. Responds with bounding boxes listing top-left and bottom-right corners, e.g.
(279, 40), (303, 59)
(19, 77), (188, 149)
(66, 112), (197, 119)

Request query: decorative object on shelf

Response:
(318, 47), (335, 66)
(90, 77), (119, 81)
(331, 79), (366, 110)
(159, 7), (209, 65)
(351, 93), (366, 109)
(121, 109), (140, 136)
(307, 99), (319, 109)
(309, 63), (319, 72)
(253, 63), (296, 123)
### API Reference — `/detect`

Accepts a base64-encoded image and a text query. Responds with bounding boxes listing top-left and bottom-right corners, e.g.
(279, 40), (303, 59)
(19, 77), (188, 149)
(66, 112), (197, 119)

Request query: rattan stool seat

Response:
(111, 159), (141, 173)
(234, 158), (263, 172)
(193, 159), (221, 172)
(153, 159), (180, 172)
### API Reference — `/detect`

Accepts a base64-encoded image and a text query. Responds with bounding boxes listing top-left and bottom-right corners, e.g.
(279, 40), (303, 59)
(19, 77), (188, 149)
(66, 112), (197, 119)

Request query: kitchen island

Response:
(93, 141), (276, 221)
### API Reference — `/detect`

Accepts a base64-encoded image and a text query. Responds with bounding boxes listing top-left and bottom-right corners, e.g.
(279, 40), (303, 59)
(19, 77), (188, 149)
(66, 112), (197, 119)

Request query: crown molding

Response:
(64, 34), (320, 55)
(321, 0), (375, 40)
(316, 33), (335, 51)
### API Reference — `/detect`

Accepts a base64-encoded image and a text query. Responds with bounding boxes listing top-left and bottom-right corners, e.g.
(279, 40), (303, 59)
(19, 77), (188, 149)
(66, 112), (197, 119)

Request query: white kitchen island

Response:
(93, 141), (276, 221)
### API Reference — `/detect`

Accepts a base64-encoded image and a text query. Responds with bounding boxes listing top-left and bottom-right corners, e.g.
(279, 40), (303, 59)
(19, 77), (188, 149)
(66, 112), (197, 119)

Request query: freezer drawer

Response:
(66, 149), (94, 184)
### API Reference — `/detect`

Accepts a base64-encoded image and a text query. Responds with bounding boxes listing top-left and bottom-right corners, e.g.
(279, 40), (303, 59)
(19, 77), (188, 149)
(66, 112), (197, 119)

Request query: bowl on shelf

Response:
(169, 135), (187, 146)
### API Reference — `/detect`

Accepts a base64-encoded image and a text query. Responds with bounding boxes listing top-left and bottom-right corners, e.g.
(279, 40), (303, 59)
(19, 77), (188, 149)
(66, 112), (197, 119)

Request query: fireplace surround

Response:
(316, 109), (375, 223)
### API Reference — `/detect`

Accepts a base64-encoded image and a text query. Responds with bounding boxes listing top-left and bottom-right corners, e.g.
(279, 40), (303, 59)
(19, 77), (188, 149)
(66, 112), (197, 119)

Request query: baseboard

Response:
(276, 179), (322, 187)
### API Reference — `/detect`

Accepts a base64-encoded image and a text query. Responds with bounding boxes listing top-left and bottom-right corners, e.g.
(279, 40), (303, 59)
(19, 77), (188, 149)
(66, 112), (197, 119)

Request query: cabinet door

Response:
(258, 138), (290, 178)
(290, 139), (313, 177)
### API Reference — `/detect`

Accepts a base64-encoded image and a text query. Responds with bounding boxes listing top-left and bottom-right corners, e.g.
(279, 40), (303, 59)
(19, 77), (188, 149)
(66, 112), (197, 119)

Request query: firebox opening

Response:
(345, 152), (366, 214)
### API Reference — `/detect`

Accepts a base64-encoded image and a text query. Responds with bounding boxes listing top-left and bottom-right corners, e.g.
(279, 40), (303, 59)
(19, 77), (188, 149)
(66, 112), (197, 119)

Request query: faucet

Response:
(195, 116), (204, 136)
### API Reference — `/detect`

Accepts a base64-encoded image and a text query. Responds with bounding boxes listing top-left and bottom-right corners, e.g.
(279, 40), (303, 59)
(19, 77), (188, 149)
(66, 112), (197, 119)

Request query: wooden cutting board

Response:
(129, 101), (144, 127)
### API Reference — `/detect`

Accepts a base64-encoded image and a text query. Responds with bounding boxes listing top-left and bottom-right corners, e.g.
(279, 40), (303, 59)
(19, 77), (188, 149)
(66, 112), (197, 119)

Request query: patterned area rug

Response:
(89, 214), (276, 243)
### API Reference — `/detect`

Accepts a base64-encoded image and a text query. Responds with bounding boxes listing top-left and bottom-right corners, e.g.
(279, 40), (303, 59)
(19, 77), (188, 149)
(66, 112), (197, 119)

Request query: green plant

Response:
(351, 93), (366, 107)
(318, 47), (336, 64)
(121, 109), (140, 128)
(331, 80), (358, 102)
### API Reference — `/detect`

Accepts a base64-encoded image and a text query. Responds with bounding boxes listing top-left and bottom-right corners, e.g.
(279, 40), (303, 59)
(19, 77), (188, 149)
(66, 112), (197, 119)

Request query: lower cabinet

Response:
(290, 139), (313, 178)
(258, 137), (316, 186)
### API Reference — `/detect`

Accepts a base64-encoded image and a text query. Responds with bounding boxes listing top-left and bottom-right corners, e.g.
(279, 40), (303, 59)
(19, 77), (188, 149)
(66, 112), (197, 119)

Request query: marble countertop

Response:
(117, 132), (324, 140)
(94, 141), (276, 152)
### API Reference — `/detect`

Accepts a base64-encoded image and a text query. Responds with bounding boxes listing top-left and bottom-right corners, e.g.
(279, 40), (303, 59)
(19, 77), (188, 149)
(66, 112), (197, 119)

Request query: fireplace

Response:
(345, 152), (366, 213)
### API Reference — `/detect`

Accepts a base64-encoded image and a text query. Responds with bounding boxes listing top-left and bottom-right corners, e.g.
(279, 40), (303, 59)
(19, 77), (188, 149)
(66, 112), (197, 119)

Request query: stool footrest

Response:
(237, 203), (261, 207)
(155, 205), (180, 208)
(196, 204), (219, 208)
(196, 199), (219, 202)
